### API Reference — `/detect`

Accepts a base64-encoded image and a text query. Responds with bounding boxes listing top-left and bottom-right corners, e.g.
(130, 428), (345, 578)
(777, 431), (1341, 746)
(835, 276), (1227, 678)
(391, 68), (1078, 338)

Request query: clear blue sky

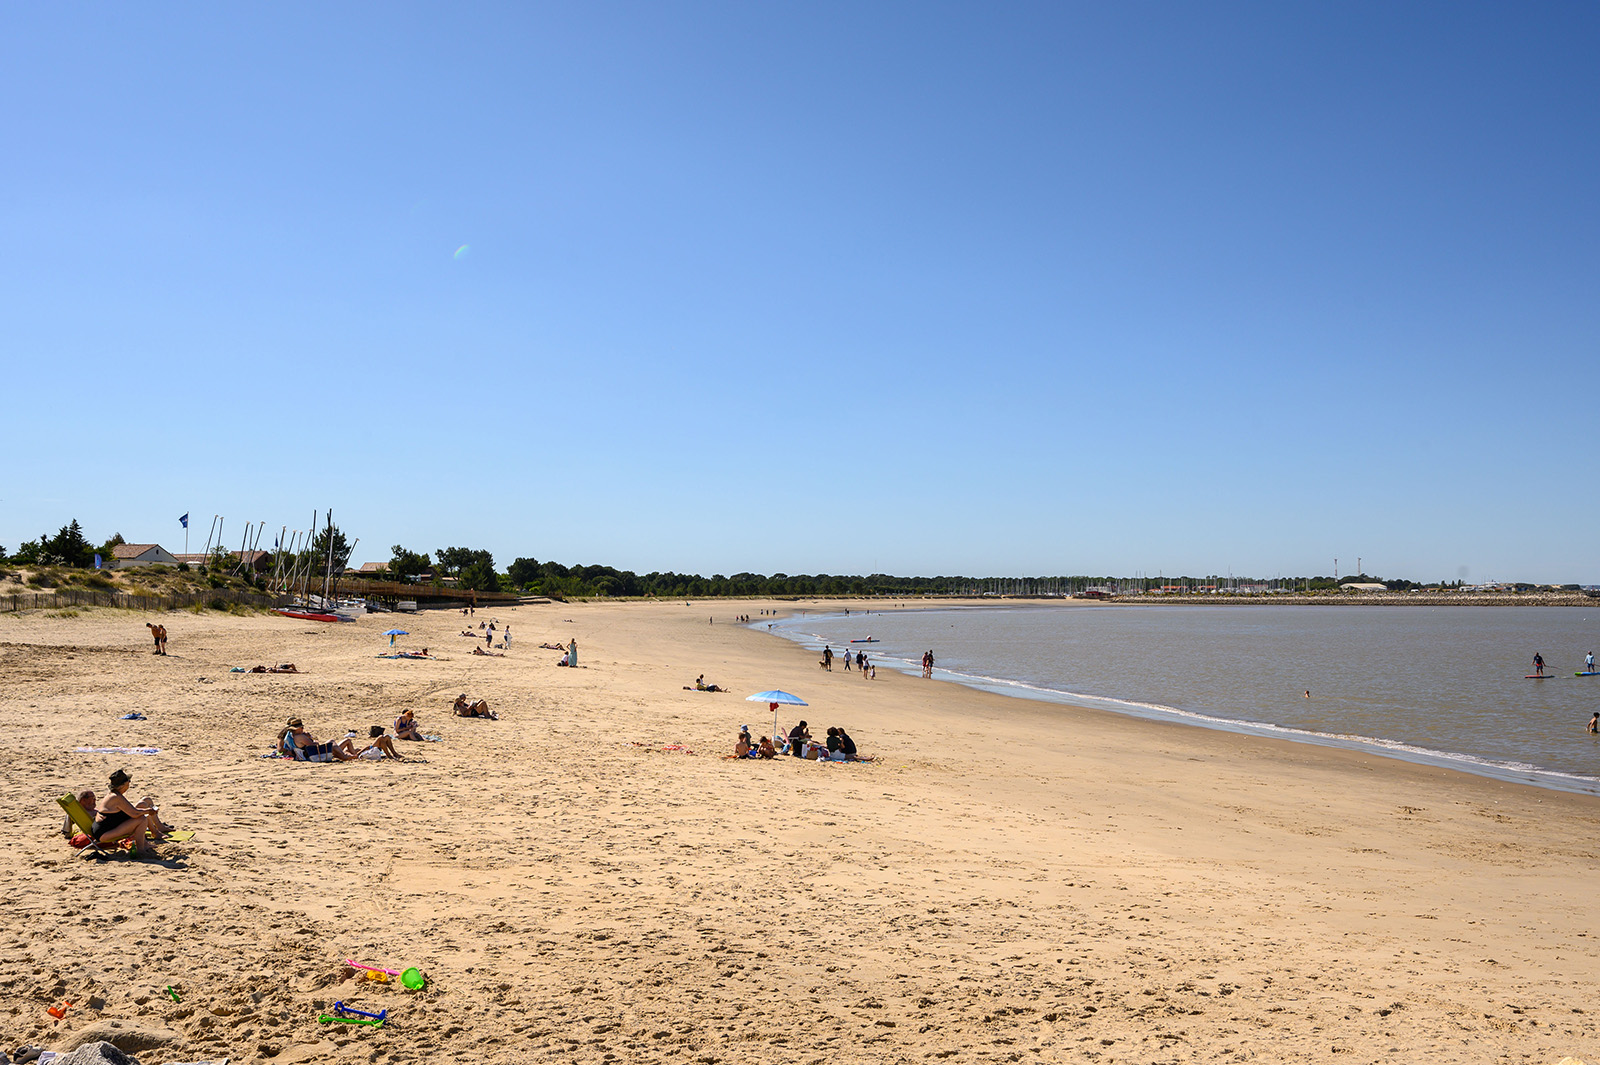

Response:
(4, 3), (1597, 583)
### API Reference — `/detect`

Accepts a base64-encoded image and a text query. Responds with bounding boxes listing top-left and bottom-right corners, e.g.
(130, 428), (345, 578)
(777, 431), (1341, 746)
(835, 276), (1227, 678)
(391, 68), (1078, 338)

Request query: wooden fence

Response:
(0, 588), (285, 614)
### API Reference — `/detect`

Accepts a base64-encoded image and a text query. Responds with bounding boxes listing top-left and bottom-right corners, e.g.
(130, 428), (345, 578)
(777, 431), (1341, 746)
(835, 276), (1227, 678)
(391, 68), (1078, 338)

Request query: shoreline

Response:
(6, 599), (1600, 1063)
(765, 601), (1600, 798)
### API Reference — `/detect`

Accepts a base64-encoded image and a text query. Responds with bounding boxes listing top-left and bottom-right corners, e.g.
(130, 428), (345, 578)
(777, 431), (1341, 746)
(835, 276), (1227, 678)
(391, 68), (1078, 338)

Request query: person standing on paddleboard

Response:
(1533, 652), (1546, 677)
(1587, 652), (1595, 674)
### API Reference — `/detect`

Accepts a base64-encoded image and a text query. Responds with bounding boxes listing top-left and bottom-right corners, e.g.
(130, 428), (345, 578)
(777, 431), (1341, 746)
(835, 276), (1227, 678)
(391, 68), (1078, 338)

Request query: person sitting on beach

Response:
(688, 674), (726, 692)
(93, 769), (164, 855)
(452, 694), (498, 719)
(724, 729), (755, 759)
(278, 718), (361, 761)
(472, 646), (505, 657)
(357, 725), (406, 760)
(787, 721), (811, 758)
(757, 735), (777, 759)
(836, 726), (874, 762)
(394, 708), (424, 741)
(62, 789), (96, 839)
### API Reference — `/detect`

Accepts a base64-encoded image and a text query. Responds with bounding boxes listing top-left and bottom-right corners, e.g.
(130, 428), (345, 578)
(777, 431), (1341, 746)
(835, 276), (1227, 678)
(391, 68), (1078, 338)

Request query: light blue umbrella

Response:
(385, 628), (408, 646)
(746, 690), (808, 745)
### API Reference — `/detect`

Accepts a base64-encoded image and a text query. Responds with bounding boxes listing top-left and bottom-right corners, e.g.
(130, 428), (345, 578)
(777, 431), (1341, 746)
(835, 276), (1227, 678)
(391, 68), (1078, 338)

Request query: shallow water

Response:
(769, 604), (1600, 795)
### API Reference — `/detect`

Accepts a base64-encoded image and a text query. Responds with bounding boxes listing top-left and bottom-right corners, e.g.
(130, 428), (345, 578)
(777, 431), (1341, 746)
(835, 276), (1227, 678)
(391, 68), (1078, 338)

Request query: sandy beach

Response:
(5, 599), (1599, 1065)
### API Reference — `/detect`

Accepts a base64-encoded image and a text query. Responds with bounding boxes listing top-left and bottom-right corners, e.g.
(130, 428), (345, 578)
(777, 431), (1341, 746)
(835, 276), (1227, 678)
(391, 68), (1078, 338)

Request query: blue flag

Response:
(94, 554), (102, 569)
(179, 513), (189, 528)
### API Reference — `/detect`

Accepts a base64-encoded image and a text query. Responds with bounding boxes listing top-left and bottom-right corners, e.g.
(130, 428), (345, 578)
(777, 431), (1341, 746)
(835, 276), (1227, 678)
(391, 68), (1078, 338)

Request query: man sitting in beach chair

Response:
(58, 790), (114, 859)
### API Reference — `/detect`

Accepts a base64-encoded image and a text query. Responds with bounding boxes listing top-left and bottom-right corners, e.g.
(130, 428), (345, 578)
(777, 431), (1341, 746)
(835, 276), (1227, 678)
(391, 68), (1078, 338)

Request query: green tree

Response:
(96, 532), (126, 562)
(306, 523), (354, 578)
(388, 544), (432, 581)
(507, 557), (541, 587)
(43, 520), (96, 568)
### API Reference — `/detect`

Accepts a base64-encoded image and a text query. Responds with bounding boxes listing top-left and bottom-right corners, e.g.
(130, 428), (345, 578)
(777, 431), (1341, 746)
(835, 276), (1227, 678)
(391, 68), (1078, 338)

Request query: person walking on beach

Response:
(1533, 652), (1546, 677)
(823, 646), (833, 671)
(842, 647), (851, 671)
(923, 650), (934, 678)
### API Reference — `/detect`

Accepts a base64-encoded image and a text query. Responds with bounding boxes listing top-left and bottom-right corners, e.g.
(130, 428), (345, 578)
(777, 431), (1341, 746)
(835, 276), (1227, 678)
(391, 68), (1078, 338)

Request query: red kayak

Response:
(274, 608), (344, 623)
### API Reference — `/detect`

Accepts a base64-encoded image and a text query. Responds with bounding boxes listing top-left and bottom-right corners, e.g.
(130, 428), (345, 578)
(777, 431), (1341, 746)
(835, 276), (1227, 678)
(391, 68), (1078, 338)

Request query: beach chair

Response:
(56, 793), (114, 860)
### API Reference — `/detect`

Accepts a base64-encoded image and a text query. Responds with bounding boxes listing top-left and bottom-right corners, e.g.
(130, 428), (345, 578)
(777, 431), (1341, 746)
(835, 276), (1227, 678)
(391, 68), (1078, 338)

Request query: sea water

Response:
(767, 604), (1600, 795)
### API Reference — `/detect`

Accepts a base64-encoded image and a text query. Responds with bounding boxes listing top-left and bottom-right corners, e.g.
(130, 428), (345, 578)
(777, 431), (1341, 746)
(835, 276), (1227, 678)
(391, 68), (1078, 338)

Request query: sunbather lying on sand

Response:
(472, 646), (505, 657)
(538, 642), (565, 650)
(685, 675), (727, 692)
(452, 694), (498, 719)
(248, 663), (299, 673)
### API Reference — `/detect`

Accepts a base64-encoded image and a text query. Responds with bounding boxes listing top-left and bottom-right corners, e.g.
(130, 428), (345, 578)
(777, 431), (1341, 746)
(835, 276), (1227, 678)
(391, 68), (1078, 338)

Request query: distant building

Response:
(1339, 582), (1388, 592)
(110, 544), (179, 569)
(357, 562), (390, 576)
(235, 550), (273, 573)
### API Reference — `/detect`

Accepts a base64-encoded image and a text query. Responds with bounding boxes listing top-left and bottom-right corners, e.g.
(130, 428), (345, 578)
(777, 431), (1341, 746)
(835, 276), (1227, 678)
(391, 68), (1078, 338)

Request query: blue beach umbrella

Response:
(385, 628), (408, 646)
(746, 690), (808, 744)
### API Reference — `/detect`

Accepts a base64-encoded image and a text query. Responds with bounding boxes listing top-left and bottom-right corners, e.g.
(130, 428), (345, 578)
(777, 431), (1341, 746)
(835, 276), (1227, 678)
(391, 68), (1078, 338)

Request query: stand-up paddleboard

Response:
(849, 638), (877, 643)
(1526, 674), (1555, 679)
(1577, 671), (1600, 677)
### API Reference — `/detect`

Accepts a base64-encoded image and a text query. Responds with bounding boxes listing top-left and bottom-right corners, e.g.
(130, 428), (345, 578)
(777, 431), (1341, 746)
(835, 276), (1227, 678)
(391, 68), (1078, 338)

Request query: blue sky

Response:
(4, 3), (1596, 583)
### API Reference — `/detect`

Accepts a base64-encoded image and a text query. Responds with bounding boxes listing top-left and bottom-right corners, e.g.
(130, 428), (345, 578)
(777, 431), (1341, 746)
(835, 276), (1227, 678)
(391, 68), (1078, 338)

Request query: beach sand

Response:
(4, 599), (1598, 1064)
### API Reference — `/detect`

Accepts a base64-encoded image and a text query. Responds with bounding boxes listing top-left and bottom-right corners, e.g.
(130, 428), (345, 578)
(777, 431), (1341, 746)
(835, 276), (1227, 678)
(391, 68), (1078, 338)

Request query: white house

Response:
(110, 543), (180, 569)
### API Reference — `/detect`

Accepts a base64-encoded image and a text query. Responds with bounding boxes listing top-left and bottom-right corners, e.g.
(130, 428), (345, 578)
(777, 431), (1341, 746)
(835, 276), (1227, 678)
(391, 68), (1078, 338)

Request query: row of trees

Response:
(7, 520), (120, 569)
(3, 520), (1580, 598)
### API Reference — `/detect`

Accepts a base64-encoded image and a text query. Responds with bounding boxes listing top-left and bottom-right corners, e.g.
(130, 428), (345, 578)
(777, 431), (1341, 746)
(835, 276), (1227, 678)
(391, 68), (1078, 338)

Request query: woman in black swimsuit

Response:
(93, 769), (161, 856)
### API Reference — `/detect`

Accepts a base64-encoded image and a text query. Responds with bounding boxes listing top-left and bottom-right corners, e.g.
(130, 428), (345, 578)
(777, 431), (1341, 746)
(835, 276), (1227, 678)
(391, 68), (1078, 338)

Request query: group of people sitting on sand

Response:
(276, 718), (409, 761)
(725, 721), (875, 762)
(61, 768), (174, 857)
(684, 674), (728, 692)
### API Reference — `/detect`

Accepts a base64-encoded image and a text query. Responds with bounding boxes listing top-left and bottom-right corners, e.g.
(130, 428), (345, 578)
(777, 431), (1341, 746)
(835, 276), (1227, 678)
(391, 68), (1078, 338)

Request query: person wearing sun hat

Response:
(91, 768), (165, 856)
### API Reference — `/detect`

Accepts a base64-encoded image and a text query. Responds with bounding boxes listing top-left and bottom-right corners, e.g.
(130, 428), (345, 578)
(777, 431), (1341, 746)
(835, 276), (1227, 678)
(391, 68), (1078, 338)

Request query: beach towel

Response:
(74, 747), (161, 755)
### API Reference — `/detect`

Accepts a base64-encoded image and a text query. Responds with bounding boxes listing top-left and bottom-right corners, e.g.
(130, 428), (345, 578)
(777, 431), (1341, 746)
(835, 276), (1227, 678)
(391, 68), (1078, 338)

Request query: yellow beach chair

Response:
(57, 793), (113, 859)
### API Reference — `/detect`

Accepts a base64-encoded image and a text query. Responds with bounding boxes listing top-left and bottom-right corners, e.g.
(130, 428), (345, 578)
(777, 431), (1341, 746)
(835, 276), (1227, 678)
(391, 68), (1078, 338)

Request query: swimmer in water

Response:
(1590, 712), (1598, 734)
